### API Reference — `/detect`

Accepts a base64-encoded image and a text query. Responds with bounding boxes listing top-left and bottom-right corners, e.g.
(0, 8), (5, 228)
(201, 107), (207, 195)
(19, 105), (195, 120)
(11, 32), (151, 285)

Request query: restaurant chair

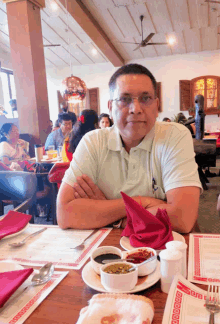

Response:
(0, 171), (37, 223)
(19, 133), (39, 158)
(48, 162), (70, 225)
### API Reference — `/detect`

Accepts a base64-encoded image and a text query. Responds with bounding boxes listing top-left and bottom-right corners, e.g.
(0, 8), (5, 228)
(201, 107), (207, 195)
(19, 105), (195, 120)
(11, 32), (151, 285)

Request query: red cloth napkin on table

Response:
(0, 211), (31, 240)
(121, 192), (173, 250)
(0, 268), (33, 307)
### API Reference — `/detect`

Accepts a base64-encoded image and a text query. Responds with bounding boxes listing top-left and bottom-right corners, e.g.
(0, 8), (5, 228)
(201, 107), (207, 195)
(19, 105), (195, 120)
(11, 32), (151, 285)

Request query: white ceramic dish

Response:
(0, 223), (29, 240)
(100, 261), (138, 292)
(90, 246), (123, 275)
(120, 231), (185, 251)
(82, 260), (161, 294)
(122, 247), (157, 276)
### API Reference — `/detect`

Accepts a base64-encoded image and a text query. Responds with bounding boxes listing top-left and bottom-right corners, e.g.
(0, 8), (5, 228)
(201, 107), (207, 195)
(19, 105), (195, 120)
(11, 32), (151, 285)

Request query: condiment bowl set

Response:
(90, 245), (157, 292)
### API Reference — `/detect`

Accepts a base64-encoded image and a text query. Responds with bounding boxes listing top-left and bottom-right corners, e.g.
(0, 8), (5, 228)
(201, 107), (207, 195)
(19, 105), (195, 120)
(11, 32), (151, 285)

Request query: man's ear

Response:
(108, 100), (113, 118)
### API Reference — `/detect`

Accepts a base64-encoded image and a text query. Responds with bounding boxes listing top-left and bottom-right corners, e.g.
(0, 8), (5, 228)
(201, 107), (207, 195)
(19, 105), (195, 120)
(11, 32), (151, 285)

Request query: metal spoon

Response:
(102, 258), (135, 264)
(8, 228), (47, 247)
(127, 255), (157, 272)
(31, 262), (55, 285)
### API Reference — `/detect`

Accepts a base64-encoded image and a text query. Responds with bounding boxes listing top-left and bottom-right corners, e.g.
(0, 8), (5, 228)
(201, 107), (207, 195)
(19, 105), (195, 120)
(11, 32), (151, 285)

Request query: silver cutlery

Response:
(102, 258), (135, 264)
(8, 227), (47, 247)
(205, 284), (220, 324)
(70, 229), (98, 250)
(0, 263), (54, 312)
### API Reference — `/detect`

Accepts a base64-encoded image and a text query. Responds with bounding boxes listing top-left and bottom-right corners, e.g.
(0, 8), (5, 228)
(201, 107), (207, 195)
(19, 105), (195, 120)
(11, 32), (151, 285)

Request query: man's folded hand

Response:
(73, 174), (106, 200)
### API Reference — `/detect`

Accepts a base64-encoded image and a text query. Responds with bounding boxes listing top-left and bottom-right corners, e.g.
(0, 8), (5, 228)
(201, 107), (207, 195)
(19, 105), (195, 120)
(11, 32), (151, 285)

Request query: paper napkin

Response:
(76, 294), (154, 324)
(0, 210), (32, 240)
(121, 192), (173, 250)
(0, 268), (33, 307)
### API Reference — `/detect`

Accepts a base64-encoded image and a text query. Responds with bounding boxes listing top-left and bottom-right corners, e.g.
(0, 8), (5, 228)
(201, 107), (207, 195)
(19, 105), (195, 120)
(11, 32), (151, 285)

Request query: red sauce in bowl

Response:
(126, 249), (154, 264)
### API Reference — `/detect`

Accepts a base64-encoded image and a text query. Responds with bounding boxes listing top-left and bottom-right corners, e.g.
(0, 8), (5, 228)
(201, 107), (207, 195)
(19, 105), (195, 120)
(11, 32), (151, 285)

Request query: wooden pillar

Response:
(4, 0), (50, 144)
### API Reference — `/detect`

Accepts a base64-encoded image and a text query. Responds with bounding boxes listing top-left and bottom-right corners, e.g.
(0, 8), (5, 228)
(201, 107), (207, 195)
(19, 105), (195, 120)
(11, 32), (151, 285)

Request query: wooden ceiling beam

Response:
(59, 0), (124, 67)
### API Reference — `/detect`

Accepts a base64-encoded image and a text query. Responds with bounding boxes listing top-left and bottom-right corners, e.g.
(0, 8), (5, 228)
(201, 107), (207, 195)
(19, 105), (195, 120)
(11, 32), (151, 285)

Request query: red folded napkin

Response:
(17, 161), (35, 171)
(0, 268), (33, 307)
(121, 192), (173, 250)
(0, 211), (32, 240)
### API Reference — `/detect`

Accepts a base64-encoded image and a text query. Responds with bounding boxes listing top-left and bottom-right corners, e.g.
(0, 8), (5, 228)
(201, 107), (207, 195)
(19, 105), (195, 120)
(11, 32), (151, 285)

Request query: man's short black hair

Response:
(108, 63), (157, 99)
(58, 113), (72, 123)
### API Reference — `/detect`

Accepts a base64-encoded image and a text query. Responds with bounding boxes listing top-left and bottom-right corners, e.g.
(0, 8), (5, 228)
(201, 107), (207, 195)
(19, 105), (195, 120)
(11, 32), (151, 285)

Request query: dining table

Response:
(20, 228), (207, 324)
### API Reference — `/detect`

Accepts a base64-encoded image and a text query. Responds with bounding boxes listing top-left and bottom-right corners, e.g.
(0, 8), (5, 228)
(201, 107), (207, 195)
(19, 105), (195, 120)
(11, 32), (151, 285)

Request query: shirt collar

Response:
(108, 123), (156, 152)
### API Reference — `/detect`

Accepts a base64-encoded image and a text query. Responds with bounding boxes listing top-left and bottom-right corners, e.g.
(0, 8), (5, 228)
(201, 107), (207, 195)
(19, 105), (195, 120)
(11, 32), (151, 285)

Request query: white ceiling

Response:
(0, 0), (220, 69)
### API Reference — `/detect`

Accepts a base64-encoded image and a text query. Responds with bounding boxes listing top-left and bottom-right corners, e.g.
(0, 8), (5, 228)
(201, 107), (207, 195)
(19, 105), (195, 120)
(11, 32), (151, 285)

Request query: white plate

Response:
(82, 260), (160, 294)
(0, 261), (23, 272)
(0, 222), (29, 240)
(120, 231), (185, 251)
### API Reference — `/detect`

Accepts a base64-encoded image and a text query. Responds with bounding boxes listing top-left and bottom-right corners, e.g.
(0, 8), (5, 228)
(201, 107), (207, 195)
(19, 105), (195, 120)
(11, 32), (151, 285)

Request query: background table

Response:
(22, 229), (208, 324)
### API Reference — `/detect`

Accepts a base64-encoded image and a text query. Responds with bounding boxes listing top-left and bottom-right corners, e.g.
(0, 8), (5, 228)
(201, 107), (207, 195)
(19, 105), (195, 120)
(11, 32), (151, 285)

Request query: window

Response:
(0, 64), (16, 118)
(180, 76), (220, 115)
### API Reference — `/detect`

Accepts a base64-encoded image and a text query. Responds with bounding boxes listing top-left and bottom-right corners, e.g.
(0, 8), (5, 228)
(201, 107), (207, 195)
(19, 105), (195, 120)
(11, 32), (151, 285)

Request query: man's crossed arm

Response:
(57, 174), (200, 233)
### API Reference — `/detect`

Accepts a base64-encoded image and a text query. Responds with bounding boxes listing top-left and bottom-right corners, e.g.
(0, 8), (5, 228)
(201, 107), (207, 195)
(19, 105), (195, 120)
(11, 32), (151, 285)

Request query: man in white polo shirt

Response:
(57, 64), (201, 233)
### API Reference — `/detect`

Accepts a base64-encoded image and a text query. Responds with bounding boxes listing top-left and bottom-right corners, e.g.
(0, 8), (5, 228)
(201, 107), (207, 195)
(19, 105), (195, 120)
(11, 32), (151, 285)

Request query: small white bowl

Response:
(90, 246), (123, 275)
(100, 261), (138, 292)
(123, 247), (157, 276)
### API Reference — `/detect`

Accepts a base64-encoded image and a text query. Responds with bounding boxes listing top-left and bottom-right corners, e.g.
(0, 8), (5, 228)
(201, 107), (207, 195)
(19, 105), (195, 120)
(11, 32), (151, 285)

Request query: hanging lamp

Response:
(61, 75), (87, 103)
(60, 0), (87, 104)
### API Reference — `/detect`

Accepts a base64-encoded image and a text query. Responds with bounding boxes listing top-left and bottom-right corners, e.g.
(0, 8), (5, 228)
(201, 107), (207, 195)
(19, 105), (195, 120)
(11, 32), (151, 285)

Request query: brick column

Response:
(4, 0), (50, 144)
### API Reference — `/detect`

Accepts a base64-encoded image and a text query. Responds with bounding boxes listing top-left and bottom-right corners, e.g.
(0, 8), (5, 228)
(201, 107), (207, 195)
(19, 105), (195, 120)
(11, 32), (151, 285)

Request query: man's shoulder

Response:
(84, 126), (115, 141)
(155, 121), (188, 136)
(0, 141), (9, 148)
(81, 126), (116, 151)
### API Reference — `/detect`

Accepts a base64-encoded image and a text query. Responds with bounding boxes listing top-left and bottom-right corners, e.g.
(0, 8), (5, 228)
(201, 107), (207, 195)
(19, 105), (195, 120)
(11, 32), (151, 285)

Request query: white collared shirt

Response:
(63, 122), (202, 200)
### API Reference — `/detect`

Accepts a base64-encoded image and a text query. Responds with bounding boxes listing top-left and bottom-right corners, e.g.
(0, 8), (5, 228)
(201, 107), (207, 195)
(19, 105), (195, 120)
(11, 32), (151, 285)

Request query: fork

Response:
(70, 229), (98, 250)
(205, 284), (220, 324)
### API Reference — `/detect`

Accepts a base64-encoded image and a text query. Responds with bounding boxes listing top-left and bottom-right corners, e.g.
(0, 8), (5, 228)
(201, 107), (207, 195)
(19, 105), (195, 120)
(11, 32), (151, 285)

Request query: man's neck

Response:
(120, 136), (143, 154)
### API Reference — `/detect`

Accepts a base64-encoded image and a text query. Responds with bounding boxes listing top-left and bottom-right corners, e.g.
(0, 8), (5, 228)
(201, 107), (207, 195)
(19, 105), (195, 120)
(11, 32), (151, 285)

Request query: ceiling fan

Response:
(120, 15), (168, 51)
(43, 44), (61, 47)
(205, 0), (220, 3)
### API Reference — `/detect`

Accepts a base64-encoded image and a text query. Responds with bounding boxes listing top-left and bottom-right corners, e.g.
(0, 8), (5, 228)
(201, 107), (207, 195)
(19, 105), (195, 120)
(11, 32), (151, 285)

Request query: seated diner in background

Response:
(0, 123), (29, 168)
(162, 117), (171, 122)
(57, 63), (202, 234)
(98, 113), (113, 128)
(62, 109), (98, 162)
(59, 101), (77, 126)
(45, 113), (73, 151)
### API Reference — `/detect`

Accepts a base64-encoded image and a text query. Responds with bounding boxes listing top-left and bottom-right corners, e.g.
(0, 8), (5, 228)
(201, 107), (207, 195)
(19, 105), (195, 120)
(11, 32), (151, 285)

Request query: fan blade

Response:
(147, 42), (168, 45)
(44, 44), (61, 47)
(119, 42), (140, 44)
(142, 33), (155, 44)
(133, 44), (142, 51)
(205, 0), (220, 3)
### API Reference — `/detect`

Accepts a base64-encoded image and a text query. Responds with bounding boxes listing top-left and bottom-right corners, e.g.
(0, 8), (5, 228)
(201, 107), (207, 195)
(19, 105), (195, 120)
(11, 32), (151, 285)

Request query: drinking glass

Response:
(48, 145), (55, 151)
(47, 145), (57, 159)
(57, 146), (63, 161)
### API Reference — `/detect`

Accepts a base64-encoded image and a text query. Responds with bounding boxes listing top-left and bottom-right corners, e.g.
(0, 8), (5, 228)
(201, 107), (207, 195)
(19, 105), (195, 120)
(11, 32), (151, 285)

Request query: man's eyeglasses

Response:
(61, 121), (72, 127)
(112, 95), (155, 109)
